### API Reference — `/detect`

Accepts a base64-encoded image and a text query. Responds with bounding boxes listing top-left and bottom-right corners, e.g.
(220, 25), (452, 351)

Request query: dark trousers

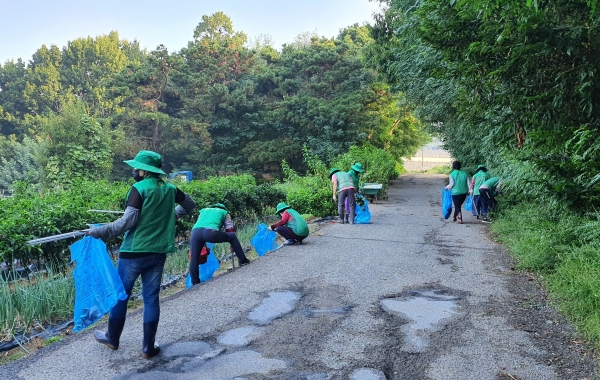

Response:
(473, 195), (482, 215)
(189, 228), (247, 285)
(479, 188), (495, 216)
(338, 188), (356, 222)
(275, 226), (307, 242)
(110, 253), (166, 323)
(451, 194), (467, 218)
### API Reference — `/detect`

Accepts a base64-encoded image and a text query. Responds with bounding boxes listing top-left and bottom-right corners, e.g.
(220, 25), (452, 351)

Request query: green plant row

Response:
(491, 202), (600, 348)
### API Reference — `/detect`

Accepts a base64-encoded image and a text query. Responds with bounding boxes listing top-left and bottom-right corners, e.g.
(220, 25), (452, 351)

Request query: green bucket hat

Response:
(124, 150), (166, 175)
(329, 168), (341, 179)
(211, 203), (228, 212)
(351, 163), (364, 173)
(275, 202), (292, 215)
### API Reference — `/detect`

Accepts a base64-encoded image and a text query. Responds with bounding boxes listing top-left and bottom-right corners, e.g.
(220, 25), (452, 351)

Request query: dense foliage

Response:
(0, 12), (428, 185)
(369, 0), (600, 210)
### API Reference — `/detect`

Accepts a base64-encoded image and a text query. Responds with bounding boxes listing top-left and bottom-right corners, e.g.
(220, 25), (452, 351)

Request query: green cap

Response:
(329, 168), (341, 179)
(124, 150), (166, 175)
(275, 202), (292, 215)
(211, 203), (228, 212)
(351, 163), (364, 173)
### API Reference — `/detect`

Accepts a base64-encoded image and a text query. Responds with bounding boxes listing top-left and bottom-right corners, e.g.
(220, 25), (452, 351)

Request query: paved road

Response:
(2, 175), (595, 380)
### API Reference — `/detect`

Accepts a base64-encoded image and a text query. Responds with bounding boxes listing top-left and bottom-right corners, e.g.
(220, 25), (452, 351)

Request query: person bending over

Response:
(271, 202), (309, 245)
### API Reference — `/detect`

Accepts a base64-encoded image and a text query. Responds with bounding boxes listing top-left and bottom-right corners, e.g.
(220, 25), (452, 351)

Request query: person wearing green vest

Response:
(445, 161), (470, 224)
(88, 150), (196, 358)
(479, 176), (502, 223)
(189, 203), (250, 286)
(469, 165), (490, 219)
(270, 202), (309, 245)
(344, 163), (365, 223)
(330, 168), (356, 224)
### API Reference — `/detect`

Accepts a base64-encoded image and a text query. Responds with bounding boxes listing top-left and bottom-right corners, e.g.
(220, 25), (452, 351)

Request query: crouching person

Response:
(189, 203), (250, 286)
(88, 150), (196, 358)
(271, 202), (309, 245)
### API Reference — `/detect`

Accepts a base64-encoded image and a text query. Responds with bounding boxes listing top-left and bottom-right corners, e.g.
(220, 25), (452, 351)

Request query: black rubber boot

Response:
(94, 318), (126, 350)
(142, 322), (161, 359)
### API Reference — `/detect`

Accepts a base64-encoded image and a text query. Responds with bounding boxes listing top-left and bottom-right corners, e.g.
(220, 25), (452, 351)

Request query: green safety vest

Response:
(482, 177), (500, 195)
(285, 208), (309, 237)
(193, 207), (227, 230)
(348, 169), (360, 190)
(334, 171), (354, 192)
(120, 178), (177, 254)
(450, 169), (469, 195)
(472, 171), (490, 196)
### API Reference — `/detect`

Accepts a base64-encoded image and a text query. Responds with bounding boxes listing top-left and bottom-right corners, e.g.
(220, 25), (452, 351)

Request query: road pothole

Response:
(248, 291), (301, 325)
(381, 289), (461, 353)
(217, 326), (264, 347)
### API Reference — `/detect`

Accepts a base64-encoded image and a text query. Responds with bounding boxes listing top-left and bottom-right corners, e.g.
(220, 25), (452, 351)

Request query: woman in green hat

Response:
(344, 163), (365, 223)
(189, 203), (250, 286)
(469, 165), (490, 219)
(89, 150), (196, 358)
(270, 202), (309, 245)
(330, 167), (356, 224)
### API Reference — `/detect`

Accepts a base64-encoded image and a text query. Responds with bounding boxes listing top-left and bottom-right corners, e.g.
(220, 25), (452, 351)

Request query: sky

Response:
(0, 0), (382, 64)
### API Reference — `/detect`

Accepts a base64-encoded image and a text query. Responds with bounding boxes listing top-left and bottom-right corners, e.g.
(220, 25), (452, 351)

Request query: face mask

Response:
(132, 169), (144, 182)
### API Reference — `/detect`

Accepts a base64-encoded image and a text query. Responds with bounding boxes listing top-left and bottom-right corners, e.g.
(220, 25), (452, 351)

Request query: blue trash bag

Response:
(464, 195), (474, 212)
(70, 236), (127, 333)
(469, 195), (478, 216)
(442, 188), (453, 220)
(250, 223), (278, 256)
(186, 243), (219, 288)
(354, 194), (371, 224)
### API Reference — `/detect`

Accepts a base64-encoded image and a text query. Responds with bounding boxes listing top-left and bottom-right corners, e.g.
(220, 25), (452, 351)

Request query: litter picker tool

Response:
(26, 223), (108, 246)
(87, 210), (125, 214)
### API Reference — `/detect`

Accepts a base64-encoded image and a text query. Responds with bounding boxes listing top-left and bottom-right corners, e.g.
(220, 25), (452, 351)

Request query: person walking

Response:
(271, 202), (309, 245)
(345, 163), (365, 223)
(445, 161), (469, 224)
(470, 165), (490, 219)
(189, 203), (250, 286)
(89, 150), (196, 358)
(330, 168), (356, 224)
(479, 177), (502, 223)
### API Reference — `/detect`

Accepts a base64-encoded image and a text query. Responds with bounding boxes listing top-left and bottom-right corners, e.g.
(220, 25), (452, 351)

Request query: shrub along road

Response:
(1, 174), (595, 380)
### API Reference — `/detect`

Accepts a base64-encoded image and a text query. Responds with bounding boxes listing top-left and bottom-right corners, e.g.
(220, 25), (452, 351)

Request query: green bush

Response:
(332, 145), (400, 197)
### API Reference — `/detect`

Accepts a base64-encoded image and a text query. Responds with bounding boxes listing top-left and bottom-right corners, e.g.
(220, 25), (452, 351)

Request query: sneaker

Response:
(283, 239), (297, 245)
(337, 218), (345, 224)
(481, 216), (490, 223)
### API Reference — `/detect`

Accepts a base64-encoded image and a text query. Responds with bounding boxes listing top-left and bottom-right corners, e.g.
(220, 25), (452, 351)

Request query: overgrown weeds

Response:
(491, 203), (600, 347)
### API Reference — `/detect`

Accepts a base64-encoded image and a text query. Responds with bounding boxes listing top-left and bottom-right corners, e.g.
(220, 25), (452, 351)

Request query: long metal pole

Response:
(27, 230), (90, 246)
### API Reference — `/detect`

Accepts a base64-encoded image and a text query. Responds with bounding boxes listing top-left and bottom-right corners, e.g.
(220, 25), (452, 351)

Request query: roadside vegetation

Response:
(369, 0), (600, 349)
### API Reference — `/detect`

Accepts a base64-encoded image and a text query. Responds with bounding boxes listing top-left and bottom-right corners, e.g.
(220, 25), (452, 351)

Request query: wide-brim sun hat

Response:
(275, 202), (292, 215)
(351, 163), (364, 173)
(329, 168), (341, 179)
(124, 150), (166, 175)
(211, 203), (228, 212)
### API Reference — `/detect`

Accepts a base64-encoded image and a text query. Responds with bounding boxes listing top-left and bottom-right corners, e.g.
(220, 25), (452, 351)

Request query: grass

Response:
(491, 202), (600, 348)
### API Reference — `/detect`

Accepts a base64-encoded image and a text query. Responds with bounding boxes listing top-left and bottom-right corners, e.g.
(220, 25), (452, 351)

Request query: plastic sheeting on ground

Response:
(442, 188), (453, 220)
(70, 236), (127, 333)
(250, 223), (278, 256)
(355, 194), (371, 224)
(186, 243), (219, 288)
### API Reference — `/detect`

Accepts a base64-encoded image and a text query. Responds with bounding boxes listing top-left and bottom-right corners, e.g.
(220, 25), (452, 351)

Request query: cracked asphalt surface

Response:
(1, 174), (596, 380)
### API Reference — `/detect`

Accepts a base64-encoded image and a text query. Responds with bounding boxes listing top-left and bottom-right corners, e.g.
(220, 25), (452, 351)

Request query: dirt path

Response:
(1, 174), (595, 380)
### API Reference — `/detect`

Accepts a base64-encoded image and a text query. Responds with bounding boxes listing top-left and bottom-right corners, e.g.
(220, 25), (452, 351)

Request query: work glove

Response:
(270, 224), (277, 231)
(333, 195), (337, 202)
(87, 227), (102, 239)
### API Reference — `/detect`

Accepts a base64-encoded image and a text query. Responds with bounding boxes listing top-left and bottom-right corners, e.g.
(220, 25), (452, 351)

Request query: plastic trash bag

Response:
(70, 236), (127, 333)
(469, 195), (478, 216)
(442, 188), (453, 220)
(464, 195), (474, 212)
(354, 194), (371, 224)
(186, 243), (219, 288)
(250, 223), (278, 257)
